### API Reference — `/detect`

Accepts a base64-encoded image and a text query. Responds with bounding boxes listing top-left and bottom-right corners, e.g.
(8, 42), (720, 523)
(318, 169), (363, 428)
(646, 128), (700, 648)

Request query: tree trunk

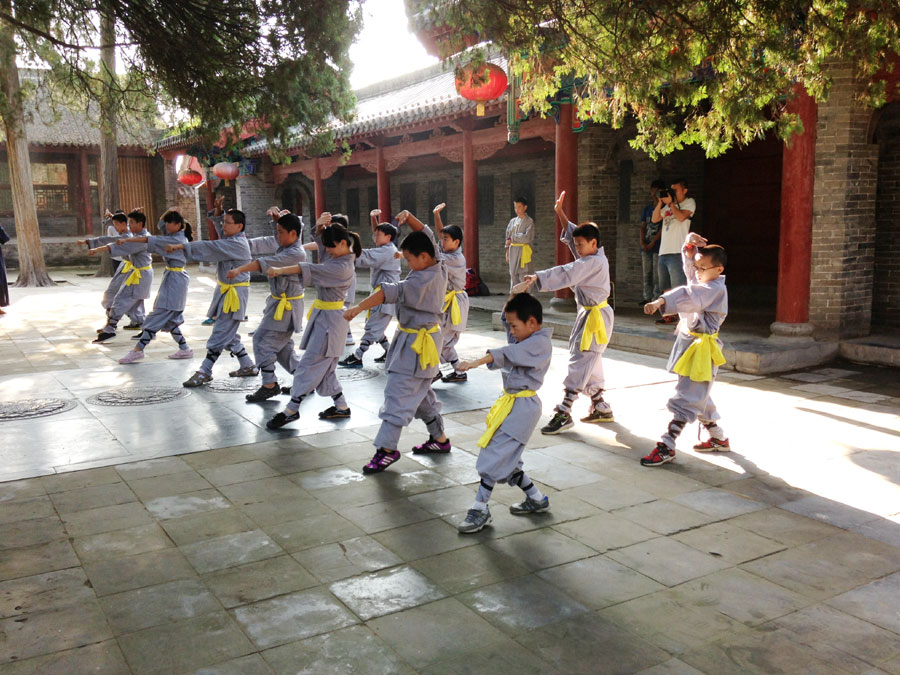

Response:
(0, 3), (54, 287)
(95, 11), (118, 277)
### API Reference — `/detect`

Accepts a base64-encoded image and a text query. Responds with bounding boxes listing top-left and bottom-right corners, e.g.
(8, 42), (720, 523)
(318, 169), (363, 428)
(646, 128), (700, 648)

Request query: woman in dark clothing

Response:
(0, 224), (9, 315)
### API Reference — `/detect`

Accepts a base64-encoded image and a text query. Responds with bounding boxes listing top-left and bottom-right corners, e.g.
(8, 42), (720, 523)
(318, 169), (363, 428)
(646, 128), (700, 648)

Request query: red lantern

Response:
(212, 162), (240, 186)
(455, 63), (508, 116)
(177, 169), (203, 187)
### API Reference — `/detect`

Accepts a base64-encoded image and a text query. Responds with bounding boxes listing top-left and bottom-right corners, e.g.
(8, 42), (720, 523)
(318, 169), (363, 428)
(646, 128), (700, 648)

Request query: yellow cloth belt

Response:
(477, 389), (537, 448)
(579, 300), (610, 351)
(442, 289), (463, 326)
(119, 261), (134, 275)
(510, 242), (533, 267)
(673, 331), (726, 382)
(124, 264), (151, 286)
(165, 267), (184, 272)
(272, 292), (305, 321)
(218, 281), (250, 314)
(397, 323), (440, 370)
(306, 299), (344, 320)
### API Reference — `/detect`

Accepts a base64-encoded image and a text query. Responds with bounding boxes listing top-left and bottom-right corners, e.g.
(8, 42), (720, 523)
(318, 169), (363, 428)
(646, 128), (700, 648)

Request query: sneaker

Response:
(338, 354), (363, 369)
(183, 371), (213, 387)
(694, 438), (730, 452)
(374, 350), (387, 364)
(458, 506), (492, 533)
(229, 366), (259, 377)
(201, 317), (216, 326)
(641, 443), (676, 466)
(280, 386), (291, 395)
(123, 322), (142, 331)
(131, 334), (142, 340)
(412, 437), (451, 454)
(580, 409), (615, 424)
(246, 385), (282, 402)
(318, 406), (351, 420)
(168, 348), (194, 360)
(510, 495), (550, 515)
(541, 411), (574, 435)
(362, 448), (401, 474)
(92, 331), (116, 344)
(442, 371), (467, 383)
(266, 409), (300, 430)
(345, 334), (356, 346)
(431, 371), (444, 384)
(118, 350), (144, 364)
(655, 315), (678, 325)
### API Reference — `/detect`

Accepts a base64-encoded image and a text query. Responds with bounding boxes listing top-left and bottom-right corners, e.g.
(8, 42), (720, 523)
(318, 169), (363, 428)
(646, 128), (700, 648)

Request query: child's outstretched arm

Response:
(511, 274), (538, 294)
(344, 288), (386, 321)
(397, 209), (425, 232)
(267, 264), (301, 277)
(554, 190), (569, 226)
(457, 352), (493, 372)
(369, 209), (381, 232)
(433, 203), (446, 235)
(226, 260), (262, 280)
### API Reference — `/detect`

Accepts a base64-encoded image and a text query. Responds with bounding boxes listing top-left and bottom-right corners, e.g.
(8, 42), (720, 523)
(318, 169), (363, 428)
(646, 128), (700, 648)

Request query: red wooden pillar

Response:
(314, 157), (326, 218)
(376, 145), (391, 222)
(78, 148), (93, 235)
(554, 102), (577, 300)
(771, 85), (816, 337)
(462, 126), (479, 273)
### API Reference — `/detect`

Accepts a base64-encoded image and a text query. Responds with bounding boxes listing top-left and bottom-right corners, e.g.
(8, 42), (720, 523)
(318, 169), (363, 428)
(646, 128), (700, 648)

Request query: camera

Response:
(658, 188), (675, 200)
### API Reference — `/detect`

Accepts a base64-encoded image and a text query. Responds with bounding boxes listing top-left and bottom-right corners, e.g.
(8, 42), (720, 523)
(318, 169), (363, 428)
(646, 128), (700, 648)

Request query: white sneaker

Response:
(118, 350), (144, 364)
(168, 348), (194, 360)
(345, 335), (356, 346)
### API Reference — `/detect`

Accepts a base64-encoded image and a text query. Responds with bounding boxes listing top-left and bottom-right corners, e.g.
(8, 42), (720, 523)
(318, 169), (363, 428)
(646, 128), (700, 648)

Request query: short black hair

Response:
(322, 223), (362, 257)
(162, 211), (185, 229)
(572, 222), (601, 245)
(330, 214), (350, 228)
(514, 196), (529, 207)
(399, 230), (435, 259)
(699, 244), (727, 268)
(277, 213), (303, 235)
(505, 292), (543, 325)
(672, 178), (688, 189)
(111, 212), (127, 224)
(225, 208), (246, 230)
(127, 210), (146, 225)
(375, 223), (398, 241)
(442, 225), (463, 243)
(650, 179), (666, 190)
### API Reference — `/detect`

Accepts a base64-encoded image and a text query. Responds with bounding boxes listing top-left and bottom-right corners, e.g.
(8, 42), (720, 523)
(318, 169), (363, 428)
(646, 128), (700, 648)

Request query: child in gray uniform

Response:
(167, 208), (254, 387)
(339, 209), (399, 368)
(265, 222), (360, 427)
(96, 211), (141, 329)
(431, 203), (470, 383)
(87, 210), (153, 344)
(112, 209), (192, 363)
(517, 191), (615, 434)
(455, 292), (554, 533)
(345, 224), (451, 474)
(226, 213), (307, 402)
(641, 233), (729, 466)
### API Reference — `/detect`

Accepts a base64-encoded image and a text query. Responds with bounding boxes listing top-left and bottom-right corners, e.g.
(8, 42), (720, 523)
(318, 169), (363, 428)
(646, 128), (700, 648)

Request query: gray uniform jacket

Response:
(506, 215), (535, 263)
(115, 233), (189, 311)
(423, 225), (468, 332)
(381, 261), (447, 379)
(534, 221), (613, 354)
(662, 248), (728, 372)
(356, 241), (400, 316)
(185, 216), (251, 320)
(486, 326), (553, 444)
(297, 254), (355, 357)
(250, 237), (307, 333)
(89, 228), (153, 300)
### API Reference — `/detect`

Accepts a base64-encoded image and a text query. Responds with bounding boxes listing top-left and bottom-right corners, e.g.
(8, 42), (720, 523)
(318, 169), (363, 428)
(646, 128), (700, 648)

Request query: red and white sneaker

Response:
(694, 438), (730, 452)
(640, 443), (676, 466)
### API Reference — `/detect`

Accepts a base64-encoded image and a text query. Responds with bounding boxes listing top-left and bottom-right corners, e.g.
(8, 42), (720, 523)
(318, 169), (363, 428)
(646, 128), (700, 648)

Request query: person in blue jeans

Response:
(652, 179), (696, 324)
(639, 179), (665, 305)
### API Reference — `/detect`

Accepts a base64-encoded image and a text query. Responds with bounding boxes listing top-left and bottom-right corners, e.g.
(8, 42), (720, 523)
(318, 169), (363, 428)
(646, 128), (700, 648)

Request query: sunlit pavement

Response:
(0, 267), (898, 673)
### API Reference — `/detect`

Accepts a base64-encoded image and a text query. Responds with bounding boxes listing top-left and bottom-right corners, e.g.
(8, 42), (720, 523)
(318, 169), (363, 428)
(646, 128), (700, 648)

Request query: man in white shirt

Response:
(652, 179), (695, 324)
(505, 197), (535, 290)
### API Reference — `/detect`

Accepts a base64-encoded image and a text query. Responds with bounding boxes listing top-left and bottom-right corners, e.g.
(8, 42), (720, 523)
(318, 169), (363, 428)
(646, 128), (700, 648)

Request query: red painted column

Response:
(314, 158), (326, 218)
(462, 126), (479, 273)
(772, 85), (816, 335)
(78, 148), (93, 235)
(554, 102), (577, 300)
(376, 145), (391, 222)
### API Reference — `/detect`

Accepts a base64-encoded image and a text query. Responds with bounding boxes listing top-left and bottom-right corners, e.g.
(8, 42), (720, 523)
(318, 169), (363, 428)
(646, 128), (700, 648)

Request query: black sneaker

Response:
(580, 409), (615, 424)
(338, 354), (363, 369)
(280, 386), (291, 395)
(541, 411), (574, 435)
(442, 371), (467, 383)
(318, 406), (351, 420)
(266, 410), (300, 430)
(431, 372), (444, 384)
(123, 322), (143, 331)
(374, 351), (387, 364)
(92, 331), (116, 344)
(246, 385), (281, 402)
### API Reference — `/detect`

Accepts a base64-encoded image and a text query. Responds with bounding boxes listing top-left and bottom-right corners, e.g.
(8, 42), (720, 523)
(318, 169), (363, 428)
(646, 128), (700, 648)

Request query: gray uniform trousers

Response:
(254, 329), (300, 386)
(373, 373), (445, 451)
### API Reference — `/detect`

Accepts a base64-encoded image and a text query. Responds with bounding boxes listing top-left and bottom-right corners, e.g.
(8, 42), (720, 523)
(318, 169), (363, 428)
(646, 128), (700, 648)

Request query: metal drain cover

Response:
(86, 387), (189, 406)
(0, 398), (78, 421)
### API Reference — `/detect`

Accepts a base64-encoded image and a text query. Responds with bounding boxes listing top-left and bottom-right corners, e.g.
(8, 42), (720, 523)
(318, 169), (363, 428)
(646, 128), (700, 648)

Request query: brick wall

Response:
(810, 62), (880, 339)
(236, 161), (280, 238)
(873, 101), (900, 330)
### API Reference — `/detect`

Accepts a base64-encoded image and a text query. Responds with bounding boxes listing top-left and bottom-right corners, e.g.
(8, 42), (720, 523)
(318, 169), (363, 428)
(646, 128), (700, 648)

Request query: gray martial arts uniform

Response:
(185, 217), (253, 375)
(353, 238), (399, 359)
(424, 225), (469, 370)
(286, 241), (355, 410)
(475, 326), (553, 486)
(91, 228), (153, 333)
(250, 237), (307, 385)
(99, 220), (134, 313)
(534, 221), (615, 414)
(659, 248), (728, 449)
(116, 231), (191, 350)
(506, 214), (535, 289)
(373, 260), (448, 451)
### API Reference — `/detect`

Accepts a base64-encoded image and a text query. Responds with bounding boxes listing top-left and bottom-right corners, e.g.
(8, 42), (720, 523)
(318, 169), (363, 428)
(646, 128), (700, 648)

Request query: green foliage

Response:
(408, 0), (900, 157)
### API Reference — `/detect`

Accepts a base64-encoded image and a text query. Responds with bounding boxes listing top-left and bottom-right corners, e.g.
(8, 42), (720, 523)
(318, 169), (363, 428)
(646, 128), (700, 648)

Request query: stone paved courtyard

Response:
(0, 267), (898, 673)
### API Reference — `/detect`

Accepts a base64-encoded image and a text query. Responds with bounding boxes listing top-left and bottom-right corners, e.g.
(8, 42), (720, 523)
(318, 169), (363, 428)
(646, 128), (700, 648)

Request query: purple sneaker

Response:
(412, 437), (451, 454)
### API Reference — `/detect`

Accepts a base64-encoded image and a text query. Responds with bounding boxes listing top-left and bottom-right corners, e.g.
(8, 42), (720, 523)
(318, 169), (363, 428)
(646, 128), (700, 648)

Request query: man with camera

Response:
(651, 179), (695, 324)
(639, 179), (665, 305)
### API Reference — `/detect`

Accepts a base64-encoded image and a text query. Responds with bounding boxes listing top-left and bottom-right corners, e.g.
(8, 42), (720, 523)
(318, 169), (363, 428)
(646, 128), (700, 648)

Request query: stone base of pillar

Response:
(550, 297), (577, 313)
(769, 321), (815, 341)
